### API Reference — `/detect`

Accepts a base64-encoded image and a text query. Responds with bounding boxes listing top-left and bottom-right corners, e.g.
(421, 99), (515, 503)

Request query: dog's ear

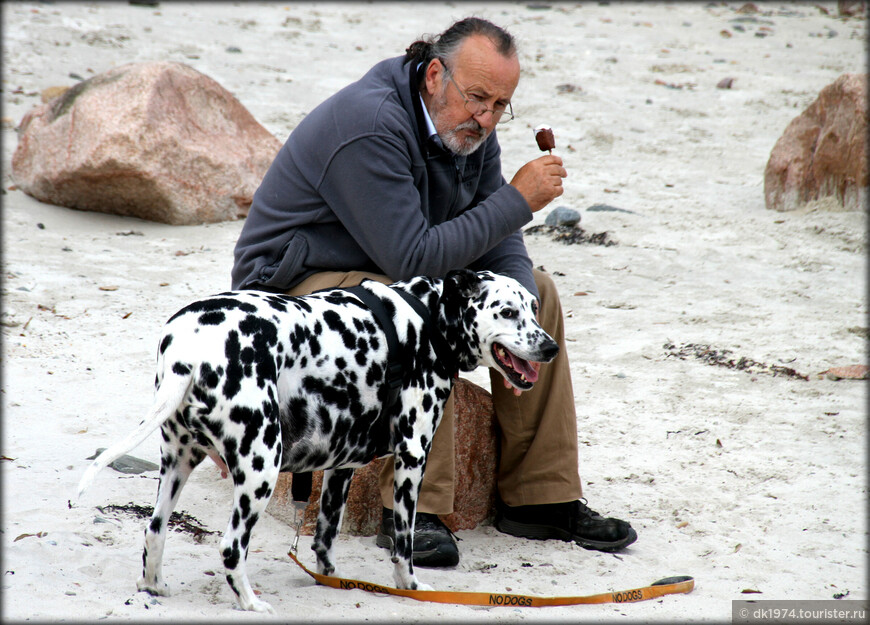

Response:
(444, 269), (482, 301)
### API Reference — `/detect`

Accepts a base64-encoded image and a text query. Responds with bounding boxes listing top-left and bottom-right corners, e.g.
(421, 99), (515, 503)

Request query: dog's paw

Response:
(394, 569), (432, 591)
(137, 578), (170, 597)
(242, 597), (276, 614)
(315, 563), (336, 577)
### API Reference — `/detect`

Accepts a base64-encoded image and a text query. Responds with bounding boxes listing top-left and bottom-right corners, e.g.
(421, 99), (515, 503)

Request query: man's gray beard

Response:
(430, 90), (489, 156)
(440, 119), (489, 156)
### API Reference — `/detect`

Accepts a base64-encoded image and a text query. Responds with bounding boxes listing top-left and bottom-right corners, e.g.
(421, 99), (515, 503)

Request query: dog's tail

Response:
(76, 369), (191, 498)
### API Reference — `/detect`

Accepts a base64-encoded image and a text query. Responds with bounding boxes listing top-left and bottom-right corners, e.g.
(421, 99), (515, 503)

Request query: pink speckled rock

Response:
(11, 61), (281, 225)
(268, 378), (498, 536)
(764, 73), (868, 212)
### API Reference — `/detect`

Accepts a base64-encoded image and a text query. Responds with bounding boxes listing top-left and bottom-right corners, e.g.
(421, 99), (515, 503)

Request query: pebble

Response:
(545, 206), (581, 227)
(586, 203), (636, 215)
(86, 448), (159, 474)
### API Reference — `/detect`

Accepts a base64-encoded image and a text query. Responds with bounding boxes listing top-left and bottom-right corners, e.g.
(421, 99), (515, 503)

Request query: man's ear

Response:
(444, 269), (482, 301)
(424, 58), (443, 96)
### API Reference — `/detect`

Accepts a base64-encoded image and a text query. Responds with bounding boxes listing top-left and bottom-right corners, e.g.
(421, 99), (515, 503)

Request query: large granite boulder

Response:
(764, 73), (868, 212)
(11, 61), (281, 225)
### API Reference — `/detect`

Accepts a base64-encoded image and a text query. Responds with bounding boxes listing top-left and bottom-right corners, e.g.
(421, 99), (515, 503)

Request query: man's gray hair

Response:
(404, 17), (516, 71)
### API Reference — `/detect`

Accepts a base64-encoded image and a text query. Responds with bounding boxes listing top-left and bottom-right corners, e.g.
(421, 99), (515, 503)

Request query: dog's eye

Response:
(531, 301), (539, 316)
(500, 309), (518, 319)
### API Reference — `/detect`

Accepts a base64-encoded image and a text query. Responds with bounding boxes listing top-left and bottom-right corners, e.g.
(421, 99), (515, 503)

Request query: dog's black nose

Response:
(540, 338), (559, 362)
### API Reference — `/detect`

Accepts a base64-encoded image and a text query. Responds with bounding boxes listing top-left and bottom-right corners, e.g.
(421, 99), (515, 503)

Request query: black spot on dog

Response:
(302, 376), (349, 410)
(252, 455), (264, 472)
(365, 362), (383, 387)
(172, 362), (191, 376)
(199, 311), (226, 326)
(263, 422), (279, 450)
(192, 386), (217, 413)
(290, 297), (313, 314)
(254, 481), (271, 500)
(223, 437), (238, 470)
(223, 330), (243, 399)
(233, 470), (246, 486)
(168, 298), (257, 324)
(265, 295), (289, 313)
(159, 334), (173, 355)
(323, 310), (356, 350)
(222, 543), (240, 571)
(199, 363), (220, 389)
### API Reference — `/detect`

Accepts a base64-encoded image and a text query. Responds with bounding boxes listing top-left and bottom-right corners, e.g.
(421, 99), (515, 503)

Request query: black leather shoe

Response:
(494, 499), (637, 552)
(375, 507), (459, 567)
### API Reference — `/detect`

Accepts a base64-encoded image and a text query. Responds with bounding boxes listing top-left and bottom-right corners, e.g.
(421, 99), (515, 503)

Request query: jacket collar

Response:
(408, 60), (447, 158)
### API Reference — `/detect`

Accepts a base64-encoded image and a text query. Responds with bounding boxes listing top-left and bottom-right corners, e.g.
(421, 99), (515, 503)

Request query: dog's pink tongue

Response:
(508, 351), (538, 383)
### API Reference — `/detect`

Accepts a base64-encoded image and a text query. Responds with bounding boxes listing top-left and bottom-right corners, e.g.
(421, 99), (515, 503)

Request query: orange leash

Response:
(287, 550), (694, 607)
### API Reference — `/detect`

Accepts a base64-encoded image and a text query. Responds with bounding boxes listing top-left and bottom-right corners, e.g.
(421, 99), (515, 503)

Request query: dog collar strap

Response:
(344, 285), (406, 409)
(287, 550), (693, 607)
(390, 288), (458, 379)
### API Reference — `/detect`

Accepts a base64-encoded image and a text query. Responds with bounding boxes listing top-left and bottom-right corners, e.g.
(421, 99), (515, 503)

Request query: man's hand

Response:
(509, 155), (567, 213)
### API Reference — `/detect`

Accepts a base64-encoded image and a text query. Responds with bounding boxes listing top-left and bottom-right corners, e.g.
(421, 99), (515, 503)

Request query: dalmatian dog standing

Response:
(77, 269), (558, 613)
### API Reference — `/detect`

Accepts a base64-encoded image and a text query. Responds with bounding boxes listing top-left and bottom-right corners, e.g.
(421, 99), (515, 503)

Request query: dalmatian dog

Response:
(77, 269), (558, 613)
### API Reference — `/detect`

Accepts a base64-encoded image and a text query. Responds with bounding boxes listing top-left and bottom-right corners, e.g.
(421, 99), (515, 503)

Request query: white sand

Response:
(1, 1), (866, 621)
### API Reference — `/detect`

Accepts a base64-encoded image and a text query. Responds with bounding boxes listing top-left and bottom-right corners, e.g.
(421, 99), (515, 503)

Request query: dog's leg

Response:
(218, 441), (280, 614)
(137, 439), (202, 597)
(312, 468), (354, 577)
(390, 444), (433, 591)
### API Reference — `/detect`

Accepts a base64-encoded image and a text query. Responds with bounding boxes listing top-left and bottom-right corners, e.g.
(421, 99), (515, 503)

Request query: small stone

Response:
(86, 448), (159, 474)
(544, 206), (581, 227)
(586, 203), (636, 215)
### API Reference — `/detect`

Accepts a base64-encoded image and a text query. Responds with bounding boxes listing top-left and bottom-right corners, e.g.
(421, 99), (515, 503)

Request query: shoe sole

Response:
(495, 518), (638, 552)
(375, 532), (459, 568)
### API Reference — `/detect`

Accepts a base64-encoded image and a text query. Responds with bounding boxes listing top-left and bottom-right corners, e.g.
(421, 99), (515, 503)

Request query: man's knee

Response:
(285, 270), (391, 296)
(532, 269), (564, 330)
(532, 268), (558, 300)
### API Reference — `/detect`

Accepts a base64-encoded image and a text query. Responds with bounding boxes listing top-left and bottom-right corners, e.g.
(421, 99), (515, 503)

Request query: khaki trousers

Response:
(286, 269), (582, 513)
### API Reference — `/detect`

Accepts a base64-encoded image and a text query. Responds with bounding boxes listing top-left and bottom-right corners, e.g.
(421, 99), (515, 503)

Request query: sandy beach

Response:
(1, 2), (867, 622)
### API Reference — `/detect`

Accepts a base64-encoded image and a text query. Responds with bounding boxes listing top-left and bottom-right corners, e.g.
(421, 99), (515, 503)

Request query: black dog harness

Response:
(291, 284), (456, 505)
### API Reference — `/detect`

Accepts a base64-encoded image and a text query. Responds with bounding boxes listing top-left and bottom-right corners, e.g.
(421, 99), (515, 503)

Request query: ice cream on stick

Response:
(534, 124), (555, 153)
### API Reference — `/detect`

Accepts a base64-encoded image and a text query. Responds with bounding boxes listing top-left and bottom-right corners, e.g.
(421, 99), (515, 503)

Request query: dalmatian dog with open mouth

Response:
(77, 269), (558, 613)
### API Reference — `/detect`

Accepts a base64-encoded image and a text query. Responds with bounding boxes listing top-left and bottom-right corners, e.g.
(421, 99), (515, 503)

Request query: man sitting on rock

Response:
(231, 16), (637, 567)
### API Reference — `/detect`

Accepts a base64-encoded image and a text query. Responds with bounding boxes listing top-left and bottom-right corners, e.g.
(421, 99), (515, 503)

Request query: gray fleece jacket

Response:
(231, 55), (538, 298)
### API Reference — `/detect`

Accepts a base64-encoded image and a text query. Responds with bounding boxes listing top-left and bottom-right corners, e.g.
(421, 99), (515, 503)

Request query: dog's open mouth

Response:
(492, 343), (538, 390)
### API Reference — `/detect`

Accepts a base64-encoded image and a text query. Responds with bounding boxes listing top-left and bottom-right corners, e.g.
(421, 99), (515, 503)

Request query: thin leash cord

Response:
(286, 547), (694, 607)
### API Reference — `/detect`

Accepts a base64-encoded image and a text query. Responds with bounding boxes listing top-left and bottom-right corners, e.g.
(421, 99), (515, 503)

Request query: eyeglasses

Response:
(440, 60), (514, 124)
